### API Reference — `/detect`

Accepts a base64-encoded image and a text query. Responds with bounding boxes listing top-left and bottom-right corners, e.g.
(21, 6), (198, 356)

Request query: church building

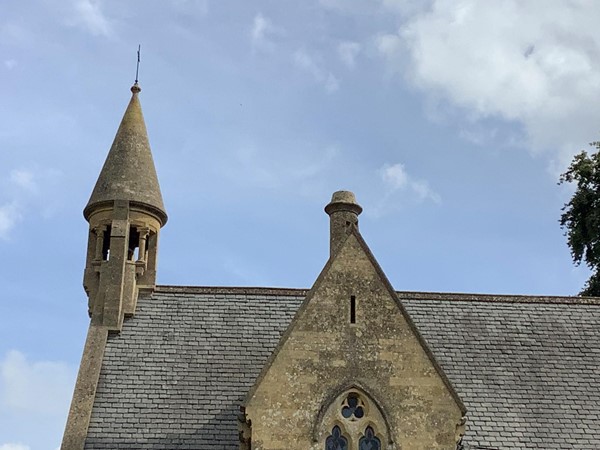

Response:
(61, 84), (600, 450)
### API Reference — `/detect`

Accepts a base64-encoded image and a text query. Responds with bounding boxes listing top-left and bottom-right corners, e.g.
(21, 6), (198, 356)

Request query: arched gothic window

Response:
(320, 390), (388, 450)
(325, 425), (348, 450)
(358, 426), (381, 450)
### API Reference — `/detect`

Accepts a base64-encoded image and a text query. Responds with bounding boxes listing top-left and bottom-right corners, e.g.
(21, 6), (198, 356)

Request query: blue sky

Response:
(1, 0), (599, 448)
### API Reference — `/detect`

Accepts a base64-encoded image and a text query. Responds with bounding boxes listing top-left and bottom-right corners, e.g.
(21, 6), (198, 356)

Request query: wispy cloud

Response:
(368, 162), (440, 217)
(0, 168), (62, 240)
(0, 169), (34, 241)
(320, 0), (428, 15)
(338, 41), (361, 69)
(0, 444), (30, 450)
(251, 13), (281, 52)
(375, 33), (404, 74)
(380, 0), (430, 16)
(0, 350), (76, 416)
(71, 0), (112, 37)
(219, 251), (272, 286)
(0, 203), (21, 241)
(294, 49), (339, 92)
(0, 23), (34, 47)
(4, 60), (17, 70)
(218, 143), (340, 199)
(172, 0), (209, 15)
(10, 169), (37, 193)
(381, 163), (440, 203)
(318, 0), (374, 14)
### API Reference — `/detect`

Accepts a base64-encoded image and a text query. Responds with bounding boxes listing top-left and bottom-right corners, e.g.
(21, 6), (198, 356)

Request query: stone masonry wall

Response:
(244, 233), (464, 450)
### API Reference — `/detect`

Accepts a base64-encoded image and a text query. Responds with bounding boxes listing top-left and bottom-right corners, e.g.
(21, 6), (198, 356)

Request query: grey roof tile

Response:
(85, 287), (600, 449)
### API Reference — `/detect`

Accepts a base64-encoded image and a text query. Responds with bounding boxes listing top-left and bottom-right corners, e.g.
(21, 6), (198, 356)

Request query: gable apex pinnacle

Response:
(325, 190), (362, 257)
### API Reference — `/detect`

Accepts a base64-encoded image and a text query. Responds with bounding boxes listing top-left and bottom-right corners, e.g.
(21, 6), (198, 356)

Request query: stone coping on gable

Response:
(155, 285), (600, 305)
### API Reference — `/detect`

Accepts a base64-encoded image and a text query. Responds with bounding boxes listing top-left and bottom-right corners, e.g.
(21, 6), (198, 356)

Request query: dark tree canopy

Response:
(559, 143), (600, 296)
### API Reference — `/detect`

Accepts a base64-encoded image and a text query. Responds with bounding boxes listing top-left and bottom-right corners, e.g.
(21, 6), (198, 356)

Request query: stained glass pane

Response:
(348, 395), (358, 408)
(359, 426), (381, 450)
(325, 425), (348, 450)
(341, 393), (365, 420)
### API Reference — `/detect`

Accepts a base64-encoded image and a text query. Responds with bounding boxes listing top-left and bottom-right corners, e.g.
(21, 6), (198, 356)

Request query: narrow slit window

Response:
(350, 295), (356, 324)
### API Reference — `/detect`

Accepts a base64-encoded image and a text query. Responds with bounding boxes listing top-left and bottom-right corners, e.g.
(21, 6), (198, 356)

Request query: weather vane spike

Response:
(135, 44), (141, 84)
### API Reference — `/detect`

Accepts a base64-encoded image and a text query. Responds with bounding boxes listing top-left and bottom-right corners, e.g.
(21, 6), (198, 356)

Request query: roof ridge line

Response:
(397, 291), (600, 304)
(155, 285), (309, 296)
(154, 285), (600, 304)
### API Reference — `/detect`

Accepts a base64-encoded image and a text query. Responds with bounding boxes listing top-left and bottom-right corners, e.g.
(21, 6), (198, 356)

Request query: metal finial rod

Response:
(135, 45), (141, 84)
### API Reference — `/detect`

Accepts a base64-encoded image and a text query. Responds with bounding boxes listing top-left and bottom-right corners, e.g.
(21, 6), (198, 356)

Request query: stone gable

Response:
(243, 231), (465, 450)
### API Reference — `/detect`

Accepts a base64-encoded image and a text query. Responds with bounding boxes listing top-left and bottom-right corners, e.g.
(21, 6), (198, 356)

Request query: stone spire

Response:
(84, 83), (167, 225)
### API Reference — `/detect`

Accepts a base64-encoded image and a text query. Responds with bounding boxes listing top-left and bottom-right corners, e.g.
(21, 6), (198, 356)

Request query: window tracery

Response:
(341, 393), (365, 420)
(321, 390), (387, 450)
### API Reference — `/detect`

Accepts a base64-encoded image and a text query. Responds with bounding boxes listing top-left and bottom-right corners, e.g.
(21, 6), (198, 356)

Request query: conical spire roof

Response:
(84, 83), (167, 225)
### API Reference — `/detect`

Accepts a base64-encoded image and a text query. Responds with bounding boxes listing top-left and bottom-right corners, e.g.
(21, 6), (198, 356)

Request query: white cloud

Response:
(319, 0), (395, 14)
(319, 0), (368, 12)
(251, 13), (279, 51)
(376, 33), (403, 61)
(324, 73), (340, 93)
(381, 162), (408, 189)
(410, 179), (440, 203)
(0, 444), (30, 450)
(219, 143), (340, 199)
(0, 23), (34, 47)
(294, 49), (339, 92)
(381, 162), (440, 203)
(0, 167), (63, 239)
(10, 170), (36, 192)
(72, 0), (112, 37)
(320, 0), (429, 15)
(0, 350), (76, 416)
(0, 203), (21, 240)
(251, 13), (268, 42)
(4, 60), (17, 70)
(0, 169), (39, 239)
(338, 41), (361, 68)
(377, 0), (600, 164)
(381, 0), (431, 16)
(365, 162), (440, 218)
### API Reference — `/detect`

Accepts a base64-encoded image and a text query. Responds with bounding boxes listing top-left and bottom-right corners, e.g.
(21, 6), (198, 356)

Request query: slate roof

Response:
(84, 286), (600, 450)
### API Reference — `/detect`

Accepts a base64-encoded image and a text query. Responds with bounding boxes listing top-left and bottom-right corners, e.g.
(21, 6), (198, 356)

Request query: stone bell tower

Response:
(62, 82), (168, 450)
(82, 82), (167, 331)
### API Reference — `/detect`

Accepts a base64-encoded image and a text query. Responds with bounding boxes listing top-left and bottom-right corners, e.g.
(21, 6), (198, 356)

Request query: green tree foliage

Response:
(559, 143), (600, 296)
